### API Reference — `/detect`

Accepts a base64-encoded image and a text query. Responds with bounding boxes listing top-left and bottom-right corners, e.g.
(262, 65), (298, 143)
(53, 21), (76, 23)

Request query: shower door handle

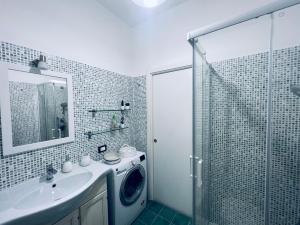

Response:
(58, 129), (62, 138)
(189, 155), (193, 177)
(189, 155), (199, 177)
(51, 129), (56, 139)
(197, 159), (203, 187)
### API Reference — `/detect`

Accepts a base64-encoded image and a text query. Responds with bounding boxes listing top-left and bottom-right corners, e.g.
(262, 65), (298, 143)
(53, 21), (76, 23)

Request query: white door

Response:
(152, 68), (193, 216)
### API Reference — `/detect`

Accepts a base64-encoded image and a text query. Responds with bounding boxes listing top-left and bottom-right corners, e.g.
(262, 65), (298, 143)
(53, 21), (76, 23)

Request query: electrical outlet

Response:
(98, 145), (107, 153)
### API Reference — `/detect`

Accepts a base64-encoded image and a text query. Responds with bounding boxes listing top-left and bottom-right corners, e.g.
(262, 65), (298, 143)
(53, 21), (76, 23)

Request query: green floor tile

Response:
(139, 209), (157, 224)
(152, 216), (170, 225)
(147, 201), (164, 213)
(159, 207), (176, 221)
(172, 213), (191, 225)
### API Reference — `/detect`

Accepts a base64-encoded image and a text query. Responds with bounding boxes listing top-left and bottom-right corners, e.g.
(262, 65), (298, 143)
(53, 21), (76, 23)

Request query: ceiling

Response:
(96, 0), (189, 27)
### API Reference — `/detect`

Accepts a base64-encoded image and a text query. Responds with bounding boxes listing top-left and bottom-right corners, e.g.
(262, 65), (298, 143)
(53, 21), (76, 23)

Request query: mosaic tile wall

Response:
(199, 46), (300, 225)
(269, 46), (300, 225)
(208, 53), (269, 225)
(131, 76), (147, 152)
(9, 82), (41, 146)
(0, 42), (147, 190)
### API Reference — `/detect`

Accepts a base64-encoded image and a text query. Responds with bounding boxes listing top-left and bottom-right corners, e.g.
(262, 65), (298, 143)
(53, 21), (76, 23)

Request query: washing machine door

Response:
(120, 164), (146, 206)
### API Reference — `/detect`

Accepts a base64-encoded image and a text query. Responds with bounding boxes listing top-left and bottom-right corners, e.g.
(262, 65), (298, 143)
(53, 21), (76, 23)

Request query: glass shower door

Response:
(193, 15), (272, 225)
(269, 4), (300, 225)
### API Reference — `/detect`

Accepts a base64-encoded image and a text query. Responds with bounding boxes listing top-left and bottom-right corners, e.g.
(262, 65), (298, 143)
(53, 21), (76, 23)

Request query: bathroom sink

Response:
(55, 171), (93, 194)
(15, 171), (93, 210)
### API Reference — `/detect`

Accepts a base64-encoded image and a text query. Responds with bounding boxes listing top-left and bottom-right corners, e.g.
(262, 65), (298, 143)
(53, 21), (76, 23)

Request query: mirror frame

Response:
(0, 63), (75, 156)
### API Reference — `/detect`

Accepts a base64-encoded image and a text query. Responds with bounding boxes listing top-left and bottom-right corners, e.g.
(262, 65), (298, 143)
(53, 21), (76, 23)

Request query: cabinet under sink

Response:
(52, 177), (108, 225)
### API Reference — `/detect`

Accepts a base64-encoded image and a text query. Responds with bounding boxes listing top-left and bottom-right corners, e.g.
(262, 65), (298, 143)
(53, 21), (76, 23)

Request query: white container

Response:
(62, 160), (73, 173)
(119, 144), (137, 158)
(80, 154), (91, 167)
(121, 106), (125, 110)
(37, 61), (48, 70)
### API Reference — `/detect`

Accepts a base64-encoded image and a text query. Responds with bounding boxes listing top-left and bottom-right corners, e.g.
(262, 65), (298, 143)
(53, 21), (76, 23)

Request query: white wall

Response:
(1, 0), (298, 76)
(0, 0), (135, 75)
(273, 4), (300, 50)
(131, 0), (276, 74)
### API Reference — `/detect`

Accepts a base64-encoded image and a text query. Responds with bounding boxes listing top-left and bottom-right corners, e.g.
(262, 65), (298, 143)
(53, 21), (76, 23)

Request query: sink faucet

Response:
(46, 164), (57, 181)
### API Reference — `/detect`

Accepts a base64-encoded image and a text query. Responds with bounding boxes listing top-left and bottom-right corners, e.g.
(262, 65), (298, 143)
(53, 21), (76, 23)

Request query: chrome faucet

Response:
(46, 164), (57, 181)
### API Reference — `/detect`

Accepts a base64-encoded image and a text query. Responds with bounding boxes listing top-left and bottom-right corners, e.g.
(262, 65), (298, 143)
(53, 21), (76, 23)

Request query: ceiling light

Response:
(132, 0), (167, 8)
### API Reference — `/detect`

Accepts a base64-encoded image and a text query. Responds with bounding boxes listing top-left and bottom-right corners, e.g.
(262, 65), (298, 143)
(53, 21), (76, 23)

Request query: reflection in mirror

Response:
(8, 70), (69, 147)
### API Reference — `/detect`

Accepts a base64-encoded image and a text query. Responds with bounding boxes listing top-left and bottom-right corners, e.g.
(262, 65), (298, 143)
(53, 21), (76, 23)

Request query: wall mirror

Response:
(0, 64), (75, 156)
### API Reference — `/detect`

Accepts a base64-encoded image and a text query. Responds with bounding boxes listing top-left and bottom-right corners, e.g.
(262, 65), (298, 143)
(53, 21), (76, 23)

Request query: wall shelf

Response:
(84, 127), (129, 139)
(88, 109), (131, 117)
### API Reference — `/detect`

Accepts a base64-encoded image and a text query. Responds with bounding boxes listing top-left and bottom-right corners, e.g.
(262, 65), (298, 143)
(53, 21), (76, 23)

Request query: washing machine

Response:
(107, 151), (147, 225)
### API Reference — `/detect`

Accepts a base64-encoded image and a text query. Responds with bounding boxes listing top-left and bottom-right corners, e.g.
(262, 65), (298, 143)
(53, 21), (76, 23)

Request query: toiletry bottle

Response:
(120, 116), (125, 128)
(112, 114), (117, 129)
(125, 103), (130, 110)
(62, 155), (73, 173)
(121, 100), (125, 110)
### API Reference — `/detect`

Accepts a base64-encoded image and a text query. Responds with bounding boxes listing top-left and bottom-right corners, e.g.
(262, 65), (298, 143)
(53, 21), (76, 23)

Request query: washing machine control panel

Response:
(131, 159), (139, 166)
(140, 154), (145, 161)
(115, 154), (146, 175)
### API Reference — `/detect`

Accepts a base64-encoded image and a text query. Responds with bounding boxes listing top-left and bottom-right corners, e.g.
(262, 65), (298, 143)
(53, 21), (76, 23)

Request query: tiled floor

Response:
(132, 201), (192, 225)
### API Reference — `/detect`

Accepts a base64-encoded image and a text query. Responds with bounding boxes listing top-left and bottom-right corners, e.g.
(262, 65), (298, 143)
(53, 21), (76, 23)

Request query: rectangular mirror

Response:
(0, 64), (75, 156)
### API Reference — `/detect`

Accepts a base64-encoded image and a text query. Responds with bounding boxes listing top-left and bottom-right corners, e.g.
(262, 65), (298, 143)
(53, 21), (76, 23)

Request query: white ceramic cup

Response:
(80, 154), (91, 167)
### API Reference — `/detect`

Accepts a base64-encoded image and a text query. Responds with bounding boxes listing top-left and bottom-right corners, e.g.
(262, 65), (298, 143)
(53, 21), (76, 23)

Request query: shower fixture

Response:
(290, 85), (300, 97)
(61, 102), (68, 115)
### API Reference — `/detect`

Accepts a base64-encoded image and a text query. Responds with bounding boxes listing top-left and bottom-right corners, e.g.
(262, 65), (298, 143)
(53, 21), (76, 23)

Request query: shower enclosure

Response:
(10, 80), (68, 146)
(38, 82), (69, 141)
(190, 1), (300, 225)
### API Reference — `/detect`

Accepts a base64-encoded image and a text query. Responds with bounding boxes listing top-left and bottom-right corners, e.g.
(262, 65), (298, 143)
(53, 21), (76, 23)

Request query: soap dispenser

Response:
(62, 155), (73, 173)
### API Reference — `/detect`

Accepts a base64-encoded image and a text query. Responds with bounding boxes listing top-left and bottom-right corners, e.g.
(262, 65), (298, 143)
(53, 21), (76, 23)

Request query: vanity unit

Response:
(0, 162), (111, 225)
